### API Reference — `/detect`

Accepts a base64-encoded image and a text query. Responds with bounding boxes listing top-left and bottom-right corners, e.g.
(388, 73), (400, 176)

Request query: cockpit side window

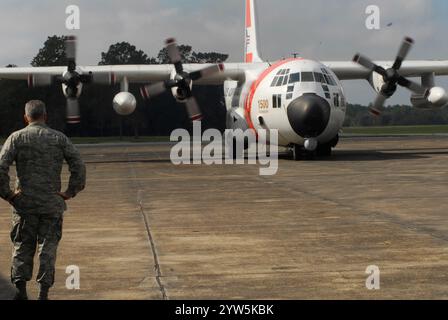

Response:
(314, 72), (325, 83)
(271, 70), (295, 87)
(321, 68), (337, 86)
(275, 77), (284, 86)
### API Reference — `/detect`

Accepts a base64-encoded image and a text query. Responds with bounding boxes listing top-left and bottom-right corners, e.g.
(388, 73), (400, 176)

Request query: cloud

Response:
(0, 0), (446, 104)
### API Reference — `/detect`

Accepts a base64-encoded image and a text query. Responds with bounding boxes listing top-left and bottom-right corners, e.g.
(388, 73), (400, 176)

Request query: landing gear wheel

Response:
(315, 134), (338, 157)
(330, 134), (339, 148)
(291, 144), (316, 161)
(316, 144), (332, 157)
(292, 144), (301, 161)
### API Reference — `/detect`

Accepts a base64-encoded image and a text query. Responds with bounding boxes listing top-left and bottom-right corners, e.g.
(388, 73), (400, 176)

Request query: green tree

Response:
(99, 42), (155, 65)
(31, 35), (68, 67)
(191, 52), (229, 63)
(157, 44), (193, 64)
(157, 45), (229, 64)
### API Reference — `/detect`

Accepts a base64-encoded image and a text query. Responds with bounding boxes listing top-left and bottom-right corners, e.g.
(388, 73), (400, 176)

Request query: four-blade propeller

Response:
(62, 36), (91, 124)
(51, 36), (115, 124)
(140, 38), (224, 121)
(353, 37), (429, 116)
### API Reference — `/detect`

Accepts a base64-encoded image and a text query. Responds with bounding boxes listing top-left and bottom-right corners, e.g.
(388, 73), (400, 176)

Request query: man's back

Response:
(0, 122), (86, 216)
(0, 100), (86, 300)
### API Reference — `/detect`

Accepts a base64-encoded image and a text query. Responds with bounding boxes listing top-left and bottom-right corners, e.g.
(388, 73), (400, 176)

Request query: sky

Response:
(0, 0), (447, 105)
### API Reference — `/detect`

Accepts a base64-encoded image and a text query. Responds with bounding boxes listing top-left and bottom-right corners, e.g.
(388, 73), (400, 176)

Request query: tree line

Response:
(1, 36), (447, 138)
(344, 104), (448, 127)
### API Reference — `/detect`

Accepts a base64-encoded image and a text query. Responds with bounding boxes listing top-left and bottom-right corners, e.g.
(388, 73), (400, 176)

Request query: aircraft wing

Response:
(0, 63), (249, 85)
(3, 61), (448, 83)
(324, 61), (448, 80)
(0, 67), (66, 80)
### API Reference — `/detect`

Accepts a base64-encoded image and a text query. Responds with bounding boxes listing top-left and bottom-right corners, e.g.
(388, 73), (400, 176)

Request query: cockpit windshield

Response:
(270, 70), (337, 87)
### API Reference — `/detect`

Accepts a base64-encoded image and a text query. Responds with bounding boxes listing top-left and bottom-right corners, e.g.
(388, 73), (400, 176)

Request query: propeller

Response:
(59, 36), (116, 124)
(140, 38), (224, 121)
(353, 37), (429, 116)
(26, 36), (116, 124)
(61, 36), (91, 124)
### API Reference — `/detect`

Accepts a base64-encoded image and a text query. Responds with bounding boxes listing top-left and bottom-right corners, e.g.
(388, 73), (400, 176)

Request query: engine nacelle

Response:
(411, 87), (448, 109)
(61, 70), (84, 98)
(170, 69), (192, 102)
(62, 83), (82, 98)
(113, 92), (137, 115)
(368, 71), (386, 93)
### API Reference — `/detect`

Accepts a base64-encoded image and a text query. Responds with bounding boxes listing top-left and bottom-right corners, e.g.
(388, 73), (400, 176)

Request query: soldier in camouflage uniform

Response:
(0, 100), (86, 300)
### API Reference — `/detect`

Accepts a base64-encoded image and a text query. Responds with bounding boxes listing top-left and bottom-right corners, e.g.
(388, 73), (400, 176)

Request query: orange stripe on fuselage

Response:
(246, 0), (252, 28)
(244, 58), (303, 133)
(245, 53), (253, 63)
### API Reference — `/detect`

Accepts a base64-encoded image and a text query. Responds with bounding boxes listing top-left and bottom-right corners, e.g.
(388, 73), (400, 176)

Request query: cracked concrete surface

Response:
(0, 136), (448, 299)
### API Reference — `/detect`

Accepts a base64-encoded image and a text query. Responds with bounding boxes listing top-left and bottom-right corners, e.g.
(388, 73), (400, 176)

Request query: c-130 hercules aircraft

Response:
(1, 0), (448, 160)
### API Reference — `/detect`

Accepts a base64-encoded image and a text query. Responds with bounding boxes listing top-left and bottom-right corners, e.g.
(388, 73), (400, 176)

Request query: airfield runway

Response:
(1, 136), (448, 300)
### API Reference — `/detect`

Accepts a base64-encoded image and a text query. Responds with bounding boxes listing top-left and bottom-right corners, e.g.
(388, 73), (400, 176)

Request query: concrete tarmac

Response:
(1, 136), (448, 300)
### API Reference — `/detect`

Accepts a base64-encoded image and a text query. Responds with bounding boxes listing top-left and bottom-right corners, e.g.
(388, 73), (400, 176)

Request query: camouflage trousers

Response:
(10, 212), (63, 287)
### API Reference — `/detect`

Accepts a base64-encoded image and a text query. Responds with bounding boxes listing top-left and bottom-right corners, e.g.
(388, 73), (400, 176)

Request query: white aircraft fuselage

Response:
(225, 58), (346, 148)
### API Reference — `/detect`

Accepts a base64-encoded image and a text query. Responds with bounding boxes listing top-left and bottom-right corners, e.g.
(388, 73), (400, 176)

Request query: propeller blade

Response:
(65, 36), (77, 72)
(369, 94), (388, 116)
(369, 107), (382, 116)
(65, 36), (77, 60)
(397, 76), (429, 96)
(166, 38), (183, 74)
(140, 82), (167, 99)
(66, 98), (81, 124)
(392, 37), (414, 70)
(353, 53), (376, 70)
(185, 96), (203, 121)
(189, 64), (224, 81)
(353, 53), (387, 77)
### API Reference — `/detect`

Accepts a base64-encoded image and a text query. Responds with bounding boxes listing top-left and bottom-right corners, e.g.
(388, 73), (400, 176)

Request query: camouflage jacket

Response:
(0, 122), (86, 215)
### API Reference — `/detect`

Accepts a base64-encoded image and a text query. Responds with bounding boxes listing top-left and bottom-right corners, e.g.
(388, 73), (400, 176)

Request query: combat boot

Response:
(38, 284), (50, 300)
(13, 281), (28, 300)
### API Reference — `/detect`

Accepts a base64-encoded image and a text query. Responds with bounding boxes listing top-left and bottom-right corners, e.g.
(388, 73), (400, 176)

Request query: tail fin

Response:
(245, 0), (263, 63)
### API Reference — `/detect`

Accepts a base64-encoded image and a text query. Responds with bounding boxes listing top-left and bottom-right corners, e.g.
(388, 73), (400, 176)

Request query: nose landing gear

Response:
(291, 144), (316, 161)
(290, 135), (339, 161)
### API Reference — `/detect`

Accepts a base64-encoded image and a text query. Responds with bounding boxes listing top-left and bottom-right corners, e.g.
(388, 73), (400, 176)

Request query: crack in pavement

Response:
(127, 151), (168, 300)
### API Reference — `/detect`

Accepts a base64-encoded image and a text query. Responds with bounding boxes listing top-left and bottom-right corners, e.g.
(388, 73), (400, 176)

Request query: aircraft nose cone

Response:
(287, 94), (331, 138)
